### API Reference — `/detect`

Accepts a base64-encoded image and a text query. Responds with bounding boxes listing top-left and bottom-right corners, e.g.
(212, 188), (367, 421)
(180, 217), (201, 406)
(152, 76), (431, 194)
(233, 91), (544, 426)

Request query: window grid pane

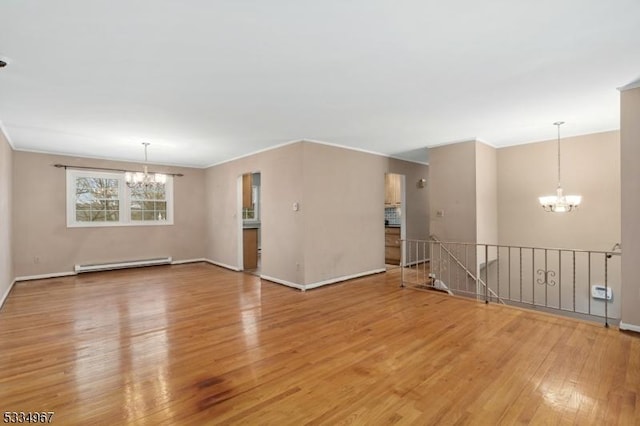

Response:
(75, 177), (120, 222)
(130, 185), (168, 221)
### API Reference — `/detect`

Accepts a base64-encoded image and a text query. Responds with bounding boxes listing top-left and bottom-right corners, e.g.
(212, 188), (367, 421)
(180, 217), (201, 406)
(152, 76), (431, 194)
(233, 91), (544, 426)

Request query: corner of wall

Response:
(620, 85), (640, 329)
(0, 125), (14, 309)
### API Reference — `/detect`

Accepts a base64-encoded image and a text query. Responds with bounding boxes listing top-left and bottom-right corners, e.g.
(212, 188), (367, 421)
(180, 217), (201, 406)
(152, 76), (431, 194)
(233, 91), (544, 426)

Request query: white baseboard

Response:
(15, 271), (77, 282)
(262, 268), (386, 292)
(260, 275), (306, 291)
(16, 260), (203, 280)
(203, 258), (241, 272)
(171, 258), (207, 265)
(0, 279), (17, 310)
(305, 268), (386, 290)
(619, 322), (640, 333)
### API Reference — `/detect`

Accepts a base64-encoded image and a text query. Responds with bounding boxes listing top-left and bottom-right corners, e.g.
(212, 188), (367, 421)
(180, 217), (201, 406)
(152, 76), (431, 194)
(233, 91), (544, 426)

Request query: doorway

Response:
(238, 172), (261, 275)
(384, 173), (406, 270)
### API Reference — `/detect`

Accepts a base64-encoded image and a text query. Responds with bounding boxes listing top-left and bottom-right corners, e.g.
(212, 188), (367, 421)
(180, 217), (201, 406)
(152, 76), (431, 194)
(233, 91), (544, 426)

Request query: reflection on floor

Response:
(245, 251), (262, 276)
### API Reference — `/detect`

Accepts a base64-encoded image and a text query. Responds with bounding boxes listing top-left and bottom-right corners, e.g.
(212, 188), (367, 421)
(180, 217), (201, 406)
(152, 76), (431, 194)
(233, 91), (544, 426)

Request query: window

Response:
(130, 185), (168, 221)
(242, 185), (260, 221)
(74, 176), (121, 223)
(67, 170), (173, 227)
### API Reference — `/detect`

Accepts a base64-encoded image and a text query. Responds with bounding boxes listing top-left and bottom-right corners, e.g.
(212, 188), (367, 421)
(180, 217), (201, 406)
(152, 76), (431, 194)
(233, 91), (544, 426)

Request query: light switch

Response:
(293, 202), (299, 211)
(436, 210), (445, 217)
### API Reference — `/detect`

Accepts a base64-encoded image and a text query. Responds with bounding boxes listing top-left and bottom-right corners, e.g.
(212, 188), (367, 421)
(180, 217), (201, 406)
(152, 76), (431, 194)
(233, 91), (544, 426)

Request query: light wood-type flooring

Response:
(1, 263), (639, 425)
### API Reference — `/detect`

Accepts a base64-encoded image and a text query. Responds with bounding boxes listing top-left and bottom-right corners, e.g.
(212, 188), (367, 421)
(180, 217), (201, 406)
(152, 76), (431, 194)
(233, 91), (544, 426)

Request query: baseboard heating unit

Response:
(74, 257), (172, 273)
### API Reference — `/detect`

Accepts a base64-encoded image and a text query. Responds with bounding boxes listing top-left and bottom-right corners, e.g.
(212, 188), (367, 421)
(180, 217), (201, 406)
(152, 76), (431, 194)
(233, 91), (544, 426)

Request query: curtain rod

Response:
(53, 164), (184, 177)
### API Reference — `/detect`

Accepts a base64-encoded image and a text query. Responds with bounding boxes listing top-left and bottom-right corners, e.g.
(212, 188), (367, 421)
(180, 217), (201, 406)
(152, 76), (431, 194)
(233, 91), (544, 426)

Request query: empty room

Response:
(1, 1), (640, 424)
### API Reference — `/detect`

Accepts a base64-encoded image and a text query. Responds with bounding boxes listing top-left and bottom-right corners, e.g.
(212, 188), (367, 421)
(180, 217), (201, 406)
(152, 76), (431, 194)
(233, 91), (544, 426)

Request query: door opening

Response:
(239, 172), (261, 275)
(384, 173), (406, 270)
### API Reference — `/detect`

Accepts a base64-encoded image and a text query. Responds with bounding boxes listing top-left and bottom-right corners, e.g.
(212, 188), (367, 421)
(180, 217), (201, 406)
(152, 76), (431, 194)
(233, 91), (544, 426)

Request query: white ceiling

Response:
(1, 1), (639, 167)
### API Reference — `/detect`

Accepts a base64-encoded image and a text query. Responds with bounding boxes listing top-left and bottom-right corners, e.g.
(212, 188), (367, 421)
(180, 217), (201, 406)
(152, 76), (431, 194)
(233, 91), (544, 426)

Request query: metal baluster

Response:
(519, 247), (523, 303)
(497, 246), (500, 302)
(415, 240), (418, 285)
(588, 252), (591, 315)
(532, 249), (535, 305)
(465, 245), (468, 295)
(485, 244), (489, 304)
(422, 241), (426, 287)
(448, 244), (451, 291)
(572, 251), (576, 312)
(453, 244), (460, 285)
(604, 254), (609, 328)
(508, 247), (511, 302)
(430, 241), (434, 286)
(558, 250), (562, 310)
(401, 239), (405, 287)
(411, 240), (414, 283)
(439, 243), (442, 286)
(456, 244), (459, 290)
(544, 249), (548, 308)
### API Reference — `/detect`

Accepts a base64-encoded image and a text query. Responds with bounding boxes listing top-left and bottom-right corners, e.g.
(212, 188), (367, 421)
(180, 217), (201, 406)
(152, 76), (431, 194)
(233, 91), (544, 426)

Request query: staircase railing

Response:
(400, 237), (622, 327)
(401, 236), (505, 303)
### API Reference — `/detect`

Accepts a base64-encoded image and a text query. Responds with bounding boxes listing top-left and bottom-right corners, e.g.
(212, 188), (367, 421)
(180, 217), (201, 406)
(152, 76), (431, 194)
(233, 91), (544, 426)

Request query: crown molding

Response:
(617, 78), (640, 92)
(0, 122), (16, 150)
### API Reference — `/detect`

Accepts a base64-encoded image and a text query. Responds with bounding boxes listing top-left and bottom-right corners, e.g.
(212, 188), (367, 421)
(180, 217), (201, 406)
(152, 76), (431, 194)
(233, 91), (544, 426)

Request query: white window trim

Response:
(66, 169), (174, 228)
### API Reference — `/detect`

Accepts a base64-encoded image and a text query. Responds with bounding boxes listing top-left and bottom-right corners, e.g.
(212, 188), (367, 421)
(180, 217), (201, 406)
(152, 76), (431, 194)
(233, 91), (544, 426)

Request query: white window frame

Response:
(66, 169), (174, 228)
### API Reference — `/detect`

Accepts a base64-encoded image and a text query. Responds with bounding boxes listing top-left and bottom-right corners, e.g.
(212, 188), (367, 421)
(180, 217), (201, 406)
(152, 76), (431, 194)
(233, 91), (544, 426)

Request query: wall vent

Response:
(74, 257), (172, 273)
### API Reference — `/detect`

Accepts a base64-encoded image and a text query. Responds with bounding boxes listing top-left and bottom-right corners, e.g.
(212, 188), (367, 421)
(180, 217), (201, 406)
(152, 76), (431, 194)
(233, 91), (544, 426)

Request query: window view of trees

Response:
(75, 177), (120, 222)
(130, 185), (167, 221)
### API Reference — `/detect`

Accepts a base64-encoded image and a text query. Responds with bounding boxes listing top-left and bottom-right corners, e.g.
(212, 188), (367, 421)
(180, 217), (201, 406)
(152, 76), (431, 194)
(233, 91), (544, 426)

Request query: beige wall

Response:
(12, 152), (206, 277)
(429, 141), (477, 243)
(302, 143), (407, 285)
(204, 142), (305, 285)
(620, 85), (640, 329)
(302, 142), (385, 284)
(205, 141), (429, 288)
(497, 131), (620, 251)
(0, 130), (13, 304)
(476, 142), (498, 245)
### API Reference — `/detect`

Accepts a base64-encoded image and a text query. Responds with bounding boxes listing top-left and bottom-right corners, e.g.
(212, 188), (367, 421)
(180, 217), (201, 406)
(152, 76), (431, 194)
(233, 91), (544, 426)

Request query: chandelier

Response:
(538, 122), (582, 212)
(125, 142), (167, 189)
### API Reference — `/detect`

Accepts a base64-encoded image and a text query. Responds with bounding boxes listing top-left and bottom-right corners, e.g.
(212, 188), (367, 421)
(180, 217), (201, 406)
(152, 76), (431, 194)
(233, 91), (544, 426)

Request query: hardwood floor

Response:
(1, 263), (638, 425)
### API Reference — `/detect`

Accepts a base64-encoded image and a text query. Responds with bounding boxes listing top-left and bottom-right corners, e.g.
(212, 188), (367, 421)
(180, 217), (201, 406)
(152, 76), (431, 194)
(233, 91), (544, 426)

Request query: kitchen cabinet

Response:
(385, 227), (401, 264)
(385, 174), (401, 206)
(243, 228), (258, 270)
